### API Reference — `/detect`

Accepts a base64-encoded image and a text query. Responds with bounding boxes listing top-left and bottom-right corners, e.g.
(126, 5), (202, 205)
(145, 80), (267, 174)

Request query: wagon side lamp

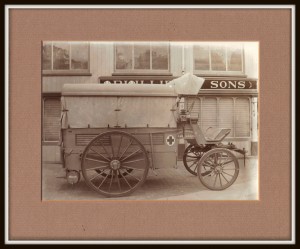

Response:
(66, 170), (80, 185)
(178, 109), (191, 123)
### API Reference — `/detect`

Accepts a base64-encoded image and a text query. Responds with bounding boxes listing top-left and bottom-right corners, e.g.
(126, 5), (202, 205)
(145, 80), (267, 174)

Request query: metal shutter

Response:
(43, 98), (61, 141)
(186, 97), (201, 124)
(202, 97), (217, 133)
(219, 98), (234, 137)
(235, 98), (250, 137)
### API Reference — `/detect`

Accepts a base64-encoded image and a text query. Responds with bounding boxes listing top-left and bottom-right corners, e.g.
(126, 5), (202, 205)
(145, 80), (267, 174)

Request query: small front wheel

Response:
(197, 148), (239, 190)
(183, 144), (206, 176)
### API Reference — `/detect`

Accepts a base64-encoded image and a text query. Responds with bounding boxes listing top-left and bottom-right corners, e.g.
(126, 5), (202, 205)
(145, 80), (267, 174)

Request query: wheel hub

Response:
(214, 165), (222, 173)
(110, 159), (121, 170)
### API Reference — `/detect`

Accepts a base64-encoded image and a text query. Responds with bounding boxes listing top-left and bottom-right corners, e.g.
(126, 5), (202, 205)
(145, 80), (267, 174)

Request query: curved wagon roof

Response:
(61, 73), (205, 97)
(62, 83), (178, 97)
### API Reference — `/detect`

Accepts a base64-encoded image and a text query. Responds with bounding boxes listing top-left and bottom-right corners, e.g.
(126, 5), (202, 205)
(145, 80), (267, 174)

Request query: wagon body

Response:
(61, 84), (180, 172)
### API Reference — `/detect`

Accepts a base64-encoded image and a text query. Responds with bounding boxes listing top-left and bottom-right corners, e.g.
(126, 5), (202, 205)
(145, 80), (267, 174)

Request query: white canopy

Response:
(166, 73), (205, 95)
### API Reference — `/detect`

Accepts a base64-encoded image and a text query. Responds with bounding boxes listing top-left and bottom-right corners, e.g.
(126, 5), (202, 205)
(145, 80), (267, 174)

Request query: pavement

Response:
(42, 157), (258, 201)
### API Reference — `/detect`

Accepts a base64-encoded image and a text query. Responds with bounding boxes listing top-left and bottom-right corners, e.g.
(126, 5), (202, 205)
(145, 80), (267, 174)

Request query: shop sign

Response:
(99, 77), (257, 89)
(201, 80), (257, 89)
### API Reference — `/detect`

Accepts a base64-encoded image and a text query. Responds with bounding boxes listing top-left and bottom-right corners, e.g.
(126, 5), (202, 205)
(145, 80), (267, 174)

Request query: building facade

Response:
(42, 41), (258, 163)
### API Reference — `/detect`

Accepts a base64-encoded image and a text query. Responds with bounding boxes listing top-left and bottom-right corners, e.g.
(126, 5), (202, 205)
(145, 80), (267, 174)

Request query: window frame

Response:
(42, 41), (91, 76)
(193, 43), (245, 76)
(114, 42), (171, 74)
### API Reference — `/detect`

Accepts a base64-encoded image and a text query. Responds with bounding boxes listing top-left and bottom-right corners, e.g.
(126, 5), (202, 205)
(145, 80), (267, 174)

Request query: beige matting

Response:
(8, 8), (291, 240)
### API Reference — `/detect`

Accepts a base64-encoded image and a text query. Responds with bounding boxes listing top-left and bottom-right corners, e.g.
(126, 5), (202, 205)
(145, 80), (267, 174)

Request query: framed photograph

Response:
(5, 5), (295, 244)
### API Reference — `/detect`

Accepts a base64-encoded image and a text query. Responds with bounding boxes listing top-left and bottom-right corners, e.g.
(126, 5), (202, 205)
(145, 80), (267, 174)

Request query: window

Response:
(186, 97), (250, 138)
(43, 98), (61, 142)
(42, 42), (90, 74)
(115, 42), (170, 73)
(193, 43), (244, 75)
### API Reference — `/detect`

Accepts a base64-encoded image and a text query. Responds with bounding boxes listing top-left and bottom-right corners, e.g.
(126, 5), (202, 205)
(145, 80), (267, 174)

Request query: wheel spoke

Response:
(98, 140), (112, 159)
(116, 135), (123, 158)
(89, 169), (110, 181)
(108, 170), (114, 191)
(111, 137), (116, 158)
(221, 173), (229, 183)
(213, 173), (218, 187)
(85, 165), (109, 171)
(90, 147), (110, 162)
(193, 163), (198, 172)
(118, 169), (132, 189)
(207, 156), (214, 165)
(119, 139), (133, 159)
(116, 170), (122, 191)
(85, 157), (109, 164)
(202, 162), (213, 168)
(98, 170), (111, 188)
(122, 166), (144, 171)
(203, 160), (213, 166)
(188, 160), (198, 169)
(221, 159), (234, 166)
(120, 168), (141, 182)
(222, 171), (234, 177)
(120, 148), (142, 162)
(214, 153), (219, 164)
(201, 170), (213, 178)
(219, 174), (222, 187)
(122, 158), (145, 164)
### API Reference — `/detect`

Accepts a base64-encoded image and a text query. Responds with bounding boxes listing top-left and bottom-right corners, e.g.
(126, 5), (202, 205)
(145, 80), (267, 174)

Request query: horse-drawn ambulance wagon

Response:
(60, 74), (246, 197)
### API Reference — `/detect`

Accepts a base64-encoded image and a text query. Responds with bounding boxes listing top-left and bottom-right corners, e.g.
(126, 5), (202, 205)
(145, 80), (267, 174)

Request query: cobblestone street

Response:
(42, 157), (258, 201)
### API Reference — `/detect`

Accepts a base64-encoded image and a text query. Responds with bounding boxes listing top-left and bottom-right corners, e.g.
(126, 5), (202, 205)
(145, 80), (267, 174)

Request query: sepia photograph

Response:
(7, 5), (294, 243)
(42, 41), (259, 200)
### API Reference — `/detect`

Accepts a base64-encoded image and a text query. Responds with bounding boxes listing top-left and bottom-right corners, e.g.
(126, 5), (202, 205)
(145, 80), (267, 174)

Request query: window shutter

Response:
(43, 98), (61, 141)
(202, 97), (217, 132)
(235, 98), (250, 137)
(219, 98), (234, 137)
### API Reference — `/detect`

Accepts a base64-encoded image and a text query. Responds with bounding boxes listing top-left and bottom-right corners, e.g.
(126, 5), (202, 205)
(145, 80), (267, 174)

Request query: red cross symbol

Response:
(166, 135), (175, 146)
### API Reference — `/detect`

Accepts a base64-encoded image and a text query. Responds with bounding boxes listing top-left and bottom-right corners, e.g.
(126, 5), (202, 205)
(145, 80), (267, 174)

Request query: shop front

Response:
(98, 76), (258, 159)
(42, 41), (258, 163)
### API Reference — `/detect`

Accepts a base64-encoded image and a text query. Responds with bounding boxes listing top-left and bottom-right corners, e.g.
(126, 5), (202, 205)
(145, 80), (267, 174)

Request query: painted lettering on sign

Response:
(202, 80), (256, 89)
(211, 80), (246, 89)
(100, 79), (171, 84)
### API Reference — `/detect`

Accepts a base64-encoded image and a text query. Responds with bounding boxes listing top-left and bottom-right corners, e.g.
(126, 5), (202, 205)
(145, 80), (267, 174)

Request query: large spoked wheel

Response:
(197, 148), (239, 190)
(183, 144), (206, 176)
(81, 131), (149, 197)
